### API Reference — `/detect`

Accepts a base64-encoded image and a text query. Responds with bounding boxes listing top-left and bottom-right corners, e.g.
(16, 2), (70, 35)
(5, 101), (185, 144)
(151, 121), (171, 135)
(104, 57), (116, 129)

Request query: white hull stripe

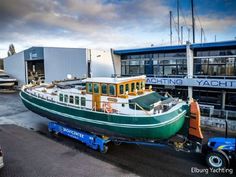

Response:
(20, 92), (186, 129)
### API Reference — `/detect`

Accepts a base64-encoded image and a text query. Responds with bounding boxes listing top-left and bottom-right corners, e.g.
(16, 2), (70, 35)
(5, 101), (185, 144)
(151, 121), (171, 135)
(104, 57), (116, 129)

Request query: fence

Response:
(200, 107), (236, 131)
(200, 107), (236, 120)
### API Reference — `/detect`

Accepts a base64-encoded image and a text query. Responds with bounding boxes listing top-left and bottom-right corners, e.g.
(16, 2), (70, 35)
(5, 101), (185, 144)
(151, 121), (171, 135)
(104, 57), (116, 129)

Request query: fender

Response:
(211, 149), (230, 167)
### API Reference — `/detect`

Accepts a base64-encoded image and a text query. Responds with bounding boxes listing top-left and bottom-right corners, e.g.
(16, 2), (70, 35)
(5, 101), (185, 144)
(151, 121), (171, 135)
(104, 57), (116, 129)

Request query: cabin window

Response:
(81, 97), (86, 106)
(64, 95), (68, 103)
(131, 83), (135, 92)
(69, 95), (74, 104)
(109, 84), (116, 96)
(75, 96), (79, 105)
(59, 94), (63, 102)
(93, 83), (100, 94)
(119, 85), (124, 95)
(87, 83), (93, 93)
(101, 84), (107, 95)
(136, 82), (140, 90)
(125, 84), (129, 92)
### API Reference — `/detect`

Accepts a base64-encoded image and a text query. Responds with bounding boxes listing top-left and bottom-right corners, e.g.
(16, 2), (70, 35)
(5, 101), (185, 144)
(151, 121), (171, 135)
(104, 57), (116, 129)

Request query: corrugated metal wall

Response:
(3, 52), (26, 85)
(44, 47), (87, 83)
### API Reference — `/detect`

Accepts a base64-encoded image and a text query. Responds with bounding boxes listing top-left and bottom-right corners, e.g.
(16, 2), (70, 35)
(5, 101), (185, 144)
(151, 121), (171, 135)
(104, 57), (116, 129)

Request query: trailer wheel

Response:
(113, 141), (121, 146)
(206, 151), (228, 168)
(100, 145), (108, 154)
(48, 130), (59, 138)
(48, 128), (52, 133)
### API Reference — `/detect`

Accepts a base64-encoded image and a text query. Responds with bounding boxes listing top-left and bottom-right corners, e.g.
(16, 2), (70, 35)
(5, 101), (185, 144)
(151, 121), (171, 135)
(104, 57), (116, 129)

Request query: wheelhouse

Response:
(84, 76), (146, 98)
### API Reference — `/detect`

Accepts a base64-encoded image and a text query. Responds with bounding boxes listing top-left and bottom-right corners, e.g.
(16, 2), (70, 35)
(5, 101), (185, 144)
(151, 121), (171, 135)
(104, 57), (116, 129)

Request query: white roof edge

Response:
(83, 75), (146, 84)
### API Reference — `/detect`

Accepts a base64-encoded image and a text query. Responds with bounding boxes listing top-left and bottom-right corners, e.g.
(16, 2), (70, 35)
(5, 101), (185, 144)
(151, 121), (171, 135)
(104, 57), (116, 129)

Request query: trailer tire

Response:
(114, 141), (121, 146)
(206, 151), (229, 168)
(100, 145), (108, 154)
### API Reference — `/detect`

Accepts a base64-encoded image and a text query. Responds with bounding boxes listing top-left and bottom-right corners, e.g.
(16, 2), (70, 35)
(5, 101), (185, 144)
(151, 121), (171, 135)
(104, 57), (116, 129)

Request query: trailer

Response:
(48, 122), (110, 153)
(48, 121), (202, 154)
(48, 101), (204, 154)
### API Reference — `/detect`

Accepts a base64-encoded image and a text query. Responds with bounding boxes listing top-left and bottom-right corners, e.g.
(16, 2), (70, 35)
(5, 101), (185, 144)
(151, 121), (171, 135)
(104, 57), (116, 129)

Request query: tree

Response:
(7, 44), (16, 56)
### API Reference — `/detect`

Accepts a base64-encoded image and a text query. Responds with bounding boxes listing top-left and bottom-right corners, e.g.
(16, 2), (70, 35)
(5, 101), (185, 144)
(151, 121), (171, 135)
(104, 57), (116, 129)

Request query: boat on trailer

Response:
(20, 75), (202, 140)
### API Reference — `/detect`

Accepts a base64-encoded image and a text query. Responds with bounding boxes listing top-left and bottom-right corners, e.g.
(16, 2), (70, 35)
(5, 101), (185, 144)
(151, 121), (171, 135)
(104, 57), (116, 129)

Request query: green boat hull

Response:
(20, 91), (188, 140)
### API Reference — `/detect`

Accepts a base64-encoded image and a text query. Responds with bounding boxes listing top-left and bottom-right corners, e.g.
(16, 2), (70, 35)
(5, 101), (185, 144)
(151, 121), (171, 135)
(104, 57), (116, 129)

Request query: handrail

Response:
(135, 103), (152, 116)
(26, 89), (153, 116)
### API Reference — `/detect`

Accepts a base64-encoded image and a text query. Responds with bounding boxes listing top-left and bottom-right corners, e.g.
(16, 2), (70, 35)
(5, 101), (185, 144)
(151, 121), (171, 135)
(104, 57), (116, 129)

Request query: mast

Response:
(169, 11), (173, 45)
(177, 0), (180, 44)
(181, 26), (183, 44)
(201, 28), (203, 43)
(191, 0), (195, 43)
(188, 28), (190, 42)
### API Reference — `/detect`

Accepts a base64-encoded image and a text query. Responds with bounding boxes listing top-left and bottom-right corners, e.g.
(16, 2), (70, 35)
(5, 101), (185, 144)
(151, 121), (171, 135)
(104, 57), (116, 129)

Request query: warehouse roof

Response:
(113, 40), (236, 55)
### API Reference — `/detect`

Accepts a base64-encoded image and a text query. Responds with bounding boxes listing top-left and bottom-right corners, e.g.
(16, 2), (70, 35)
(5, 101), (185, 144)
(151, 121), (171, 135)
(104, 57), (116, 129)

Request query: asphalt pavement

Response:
(0, 93), (235, 177)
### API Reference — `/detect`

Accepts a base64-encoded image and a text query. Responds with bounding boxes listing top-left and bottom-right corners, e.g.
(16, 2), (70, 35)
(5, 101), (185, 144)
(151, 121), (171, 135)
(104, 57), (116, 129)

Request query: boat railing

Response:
(86, 100), (151, 116)
(27, 90), (152, 116)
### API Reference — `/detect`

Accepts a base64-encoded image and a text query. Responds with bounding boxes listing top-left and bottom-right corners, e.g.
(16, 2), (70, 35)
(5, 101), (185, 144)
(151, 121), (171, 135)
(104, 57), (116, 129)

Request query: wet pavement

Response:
(0, 124), (134, 177)
(0, 92), (235, 177)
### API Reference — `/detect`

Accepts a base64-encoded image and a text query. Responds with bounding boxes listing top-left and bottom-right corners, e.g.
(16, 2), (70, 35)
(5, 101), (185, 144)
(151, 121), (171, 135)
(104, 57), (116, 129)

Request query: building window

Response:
(209, 58), (226, 64)
(64, 95), (68, 103)
(153, 65), (162, 76)
(208, 65), (225, 76)
(101, 84), (107, 95)
(153, 58), (186, 76)
(197, 50), (236, 57)
(194, 57), (236, 76)
(196, 51), (209, 57)
(69, 95), (74, 104)
(121, 59), (146, 76)
(75, 96), (79, 105)
(81, 97), (86, 106)
(129, 66), (139, 75)
(59, 94), (63, 102)
(177, 65), (187, 75)
(226, 92), (236, 111)
(93, 83), (100, 94)
(163, 65), (177, 75)
(121, 65), (126, 75)
(87, 83), (93, 93)
(226, 58), (235, 76)
(125, 65), (129, 75)
(193, 89), (221, 106)
(139, 65), (145, 74)
(109, 84), (116, 96)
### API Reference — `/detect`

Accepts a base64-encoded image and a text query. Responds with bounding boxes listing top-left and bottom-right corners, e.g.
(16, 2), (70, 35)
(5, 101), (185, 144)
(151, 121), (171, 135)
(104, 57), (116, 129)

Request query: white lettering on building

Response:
(146, 77), (236, 89)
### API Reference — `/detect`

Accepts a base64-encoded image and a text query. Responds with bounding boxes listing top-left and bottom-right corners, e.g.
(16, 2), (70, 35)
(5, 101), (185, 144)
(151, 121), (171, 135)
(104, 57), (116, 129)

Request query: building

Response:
(4, 47), (114, 85)
(113, 40), (236, 120)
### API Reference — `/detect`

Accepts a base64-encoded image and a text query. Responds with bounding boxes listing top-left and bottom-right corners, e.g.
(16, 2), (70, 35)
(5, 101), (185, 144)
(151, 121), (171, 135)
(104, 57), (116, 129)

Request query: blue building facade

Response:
(114, 41), (236, 119)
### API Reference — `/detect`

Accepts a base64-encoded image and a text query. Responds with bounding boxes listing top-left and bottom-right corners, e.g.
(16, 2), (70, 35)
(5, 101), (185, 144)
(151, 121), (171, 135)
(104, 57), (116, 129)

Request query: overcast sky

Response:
(0, 0), (236, 58)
